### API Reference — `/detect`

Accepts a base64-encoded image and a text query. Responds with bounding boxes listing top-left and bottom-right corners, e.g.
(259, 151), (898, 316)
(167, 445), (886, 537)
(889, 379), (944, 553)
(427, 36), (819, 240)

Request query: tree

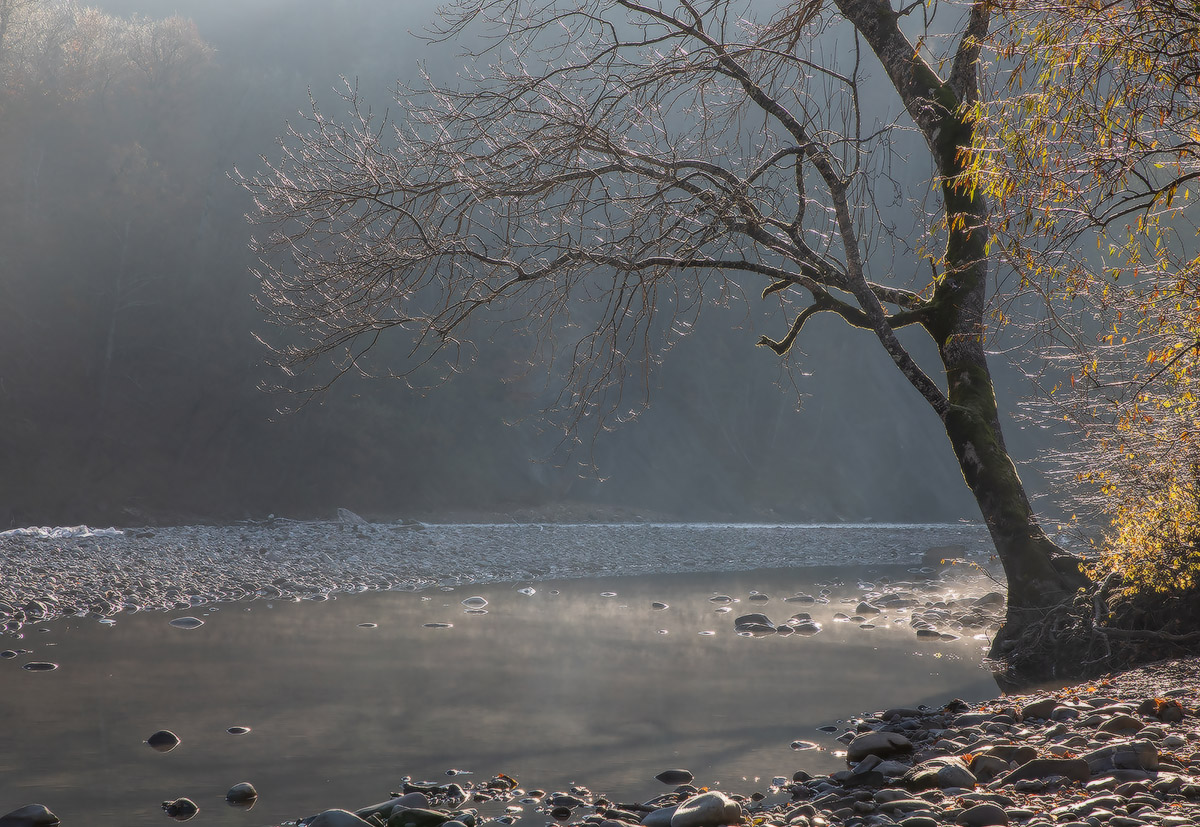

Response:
(242, 0), (1093, 657)
(978, 0), (1200, 593)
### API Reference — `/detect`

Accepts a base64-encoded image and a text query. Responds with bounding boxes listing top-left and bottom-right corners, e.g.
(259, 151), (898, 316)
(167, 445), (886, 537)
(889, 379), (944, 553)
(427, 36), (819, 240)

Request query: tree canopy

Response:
(244, 0), (1092, 647)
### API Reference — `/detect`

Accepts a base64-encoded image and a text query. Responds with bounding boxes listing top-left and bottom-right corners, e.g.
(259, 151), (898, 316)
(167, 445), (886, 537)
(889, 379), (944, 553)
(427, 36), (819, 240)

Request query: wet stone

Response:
(147, 729), (181, 752)
(168, 616), (204, 630)
(0, 804), (60, 827)
(225, 781), (258, 803)
(161, 798), (198, 821)
(655, 769), (694, 785)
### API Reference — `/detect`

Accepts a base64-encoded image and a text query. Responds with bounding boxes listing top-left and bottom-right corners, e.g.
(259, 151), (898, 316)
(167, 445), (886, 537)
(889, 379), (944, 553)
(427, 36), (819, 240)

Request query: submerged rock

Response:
(168, 616), (204, 630)
(225, 781), (258, 803)
(0, 804), (59, 827)
(161, 798), (198, 820)
(146, 730), (181, 752)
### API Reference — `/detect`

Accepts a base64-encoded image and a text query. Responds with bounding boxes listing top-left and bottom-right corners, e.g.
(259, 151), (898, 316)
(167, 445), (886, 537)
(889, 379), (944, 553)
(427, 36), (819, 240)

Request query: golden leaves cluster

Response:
(973, 0), (1200, 591)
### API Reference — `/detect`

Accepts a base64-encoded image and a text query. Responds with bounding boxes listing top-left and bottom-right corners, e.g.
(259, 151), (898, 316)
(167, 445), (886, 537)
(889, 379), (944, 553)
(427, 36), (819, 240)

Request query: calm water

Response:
(0, 559), (1001, 827)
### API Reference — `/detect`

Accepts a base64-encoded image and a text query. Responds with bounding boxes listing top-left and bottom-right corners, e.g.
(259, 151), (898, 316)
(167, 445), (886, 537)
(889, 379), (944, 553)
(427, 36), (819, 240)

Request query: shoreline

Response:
(2, 521), (1199, 827)
(283, 656), (1200, 827)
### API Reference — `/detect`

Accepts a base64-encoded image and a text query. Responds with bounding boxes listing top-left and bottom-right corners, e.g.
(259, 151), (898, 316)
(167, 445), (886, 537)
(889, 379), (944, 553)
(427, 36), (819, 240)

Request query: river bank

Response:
(6, 520), (1193, 827)
(285, 656), (1200, 827)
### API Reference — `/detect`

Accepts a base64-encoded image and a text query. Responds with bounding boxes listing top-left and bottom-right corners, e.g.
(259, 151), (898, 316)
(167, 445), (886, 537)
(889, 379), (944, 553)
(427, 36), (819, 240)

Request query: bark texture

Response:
(834, 0), (1091, 639)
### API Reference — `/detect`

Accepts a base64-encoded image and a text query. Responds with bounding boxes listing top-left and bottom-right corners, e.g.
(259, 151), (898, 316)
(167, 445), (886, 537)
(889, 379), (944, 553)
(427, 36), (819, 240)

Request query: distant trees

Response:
(244, 0), (1095, 653)
(0, 1), (627, 524)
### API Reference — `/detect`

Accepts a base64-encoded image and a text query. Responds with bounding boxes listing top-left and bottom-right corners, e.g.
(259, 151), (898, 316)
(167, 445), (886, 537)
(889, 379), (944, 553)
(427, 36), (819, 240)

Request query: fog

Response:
(0, 0), (1060, 526)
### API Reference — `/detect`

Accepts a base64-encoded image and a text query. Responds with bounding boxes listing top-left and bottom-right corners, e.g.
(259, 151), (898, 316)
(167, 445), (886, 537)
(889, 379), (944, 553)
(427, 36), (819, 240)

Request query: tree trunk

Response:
(832, 0), (1093, 655)
(938, 333), (1090, 612)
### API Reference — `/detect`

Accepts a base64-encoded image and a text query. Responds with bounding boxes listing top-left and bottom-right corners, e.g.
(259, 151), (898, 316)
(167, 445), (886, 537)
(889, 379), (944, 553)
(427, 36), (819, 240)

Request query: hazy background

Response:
(0, 0), (1058, 527)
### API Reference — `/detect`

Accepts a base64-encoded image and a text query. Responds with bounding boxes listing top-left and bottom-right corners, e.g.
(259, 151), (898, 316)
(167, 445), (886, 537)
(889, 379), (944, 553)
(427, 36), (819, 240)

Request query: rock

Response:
(902, 756), (977, 790)
(856, 602), (882, 615)
(389, 808), (453, 827)
(670, 791), (742, 827)
(356, 793), (430, 820)
(655, 769), (695, 785)
(900, 818), (940, 827)
(876, 798), (933, 814)
(307, 810), (376, 827)
(161, 798), (199, 820)
(955, 803), (1008, 827)
(1083, 740), (1159, 772)
(994, 757), (1091, 785)
(226, 782), (258, 803)
(733, 612), (776, 635)
(847, 731), (914, 763)
(968, 754), (1011, 784)
(1138, 698), (1186, 723)
(974, 745), (1037, 765)
(0, 804), (60, 827)
(168, 616), (204, 630)
(789, 620), (822, 635)
(641, 807), (678, 827)
(146, 729), (181, 752)
(972, 592), (1005, 609)
(1099, 714), (1144, 734)
(1020, 698), (1060, 720)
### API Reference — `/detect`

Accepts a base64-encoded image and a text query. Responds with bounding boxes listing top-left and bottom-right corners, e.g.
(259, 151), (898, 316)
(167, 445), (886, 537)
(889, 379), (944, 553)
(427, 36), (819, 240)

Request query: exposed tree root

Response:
(988, 573), (1200, 690)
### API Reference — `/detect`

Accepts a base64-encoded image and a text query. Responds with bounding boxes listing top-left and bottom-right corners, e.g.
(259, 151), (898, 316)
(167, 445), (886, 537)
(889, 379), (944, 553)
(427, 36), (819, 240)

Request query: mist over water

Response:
(0, 554), (1003, 827)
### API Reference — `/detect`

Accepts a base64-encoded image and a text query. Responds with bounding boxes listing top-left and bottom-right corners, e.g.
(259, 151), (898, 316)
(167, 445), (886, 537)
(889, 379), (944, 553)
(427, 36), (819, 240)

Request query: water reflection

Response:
(0, 565), (999, 827)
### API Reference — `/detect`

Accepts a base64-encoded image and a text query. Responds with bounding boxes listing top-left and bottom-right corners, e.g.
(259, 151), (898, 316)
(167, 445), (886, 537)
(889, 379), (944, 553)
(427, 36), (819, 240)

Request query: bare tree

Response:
(241, 0), (1092, 657)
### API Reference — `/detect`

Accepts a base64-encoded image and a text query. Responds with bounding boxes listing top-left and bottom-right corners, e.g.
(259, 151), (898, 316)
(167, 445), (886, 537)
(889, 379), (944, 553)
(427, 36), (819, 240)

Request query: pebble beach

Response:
(278, 658), (1200, 827)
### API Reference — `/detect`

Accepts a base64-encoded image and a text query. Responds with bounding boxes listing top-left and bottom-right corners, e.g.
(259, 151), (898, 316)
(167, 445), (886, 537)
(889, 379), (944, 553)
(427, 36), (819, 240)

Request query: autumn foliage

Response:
(978, 0), (1200, 595)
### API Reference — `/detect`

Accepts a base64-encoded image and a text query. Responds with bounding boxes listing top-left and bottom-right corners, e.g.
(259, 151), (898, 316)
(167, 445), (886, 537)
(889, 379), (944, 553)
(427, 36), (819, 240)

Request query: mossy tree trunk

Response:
(837, 0), (1092, 639)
